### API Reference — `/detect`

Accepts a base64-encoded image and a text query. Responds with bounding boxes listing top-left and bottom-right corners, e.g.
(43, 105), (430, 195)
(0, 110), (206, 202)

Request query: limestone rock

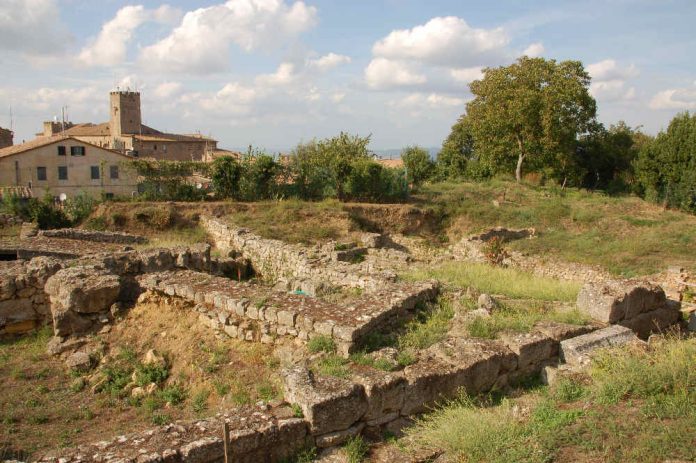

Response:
(477, 293), (498, 312)
(45, 266), (121, 314)
(576, 279), (667, 323)
(688, 312), (696, 332)
(66, 351), (93, 371)
(560, 325), (642, 366)
(143, 349), (166, 367)
(283, 366), (367, 435)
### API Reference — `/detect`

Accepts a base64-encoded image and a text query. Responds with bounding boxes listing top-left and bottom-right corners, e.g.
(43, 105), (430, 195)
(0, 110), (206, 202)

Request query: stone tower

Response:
(109, 91), (141, 137)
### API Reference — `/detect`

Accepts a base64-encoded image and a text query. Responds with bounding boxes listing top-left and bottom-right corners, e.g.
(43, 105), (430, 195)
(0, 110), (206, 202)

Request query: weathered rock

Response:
(139, 248), (176, 273)
(688, 312), (696, 332)
(50, 305), (93, 337)
(45, 266), (121, 314)
(143, 349), (166, 367)
(46, 336), (87, 356)
(352, 368), (406, 422)
(500, 331), (556, 369)
(576, 280), (667, 323)
(560, 325), (642, 366)
(314, 423), (365, 448)
(361, 232), (385, 249)
(283, 366), (367, 435)
(66, 351), (93, 371)
(477, 293), (498, 312)
(618, 304), (681, 339)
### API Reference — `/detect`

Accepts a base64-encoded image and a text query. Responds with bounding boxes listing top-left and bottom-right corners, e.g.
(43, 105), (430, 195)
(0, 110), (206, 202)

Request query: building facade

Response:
(0, 136), (138, 199)
(38, 91), (218, 161)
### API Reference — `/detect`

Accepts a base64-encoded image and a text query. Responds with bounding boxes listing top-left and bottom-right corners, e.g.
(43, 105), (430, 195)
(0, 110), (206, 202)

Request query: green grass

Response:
(406, 336), (696, 463)
(417, 180), (696, 277)
(314, 354), (351, 378)
(398, 299), (455, 350)
(307, 335), (336, 354)
(225, 198), (354, 244)
(404, 262), (580, 302)
(136, 224), (208, 249)
(466, 304), (589, 339)
(343, 435), (370, 463)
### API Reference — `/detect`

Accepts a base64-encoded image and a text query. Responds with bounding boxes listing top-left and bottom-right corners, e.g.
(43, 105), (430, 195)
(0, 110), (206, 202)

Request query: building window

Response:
(110, 165), (119, 179)
(153, 144), (157, 151)
(70, 146), (85, 156)
(90, 166), (100, 180)
(104, 192), (114, 200)
(37, 166), (47, 181)
(58, 166), (68, 180)
(57, 146), (66, 156)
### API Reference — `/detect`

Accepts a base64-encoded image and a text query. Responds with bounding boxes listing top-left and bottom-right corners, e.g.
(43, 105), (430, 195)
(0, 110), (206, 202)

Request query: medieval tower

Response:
(109, 90), (141, 137)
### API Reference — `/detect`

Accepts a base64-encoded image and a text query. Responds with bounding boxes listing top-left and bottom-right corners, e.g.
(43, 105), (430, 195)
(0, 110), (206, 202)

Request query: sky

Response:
(1, 0), (695, 152)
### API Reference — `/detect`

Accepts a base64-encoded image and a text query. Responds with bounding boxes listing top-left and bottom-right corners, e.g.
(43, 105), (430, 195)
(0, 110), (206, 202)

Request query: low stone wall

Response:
(201, 216), (395, 292)
(138, 269), (439, 354)
(38, 228), (147, 245)
(0, 213), (22, 227)
(41, 405), (310, 463)
(0, 257), (63, 336)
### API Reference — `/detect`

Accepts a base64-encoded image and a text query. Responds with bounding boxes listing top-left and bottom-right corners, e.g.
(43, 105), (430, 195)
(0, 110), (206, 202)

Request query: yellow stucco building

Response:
(0, 136), (138, 199)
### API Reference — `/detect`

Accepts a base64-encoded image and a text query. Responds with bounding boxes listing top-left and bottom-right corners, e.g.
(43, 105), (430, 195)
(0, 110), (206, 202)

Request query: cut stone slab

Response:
(500, 331), (557, 369)
(65, 351), (92, 371)
(576, 280), (667, 323)
(560, 325), (642, 366)
(314, 423), (365, 448)
(282, 366), (367, 435)
(45, 266), (121, 314)
(618, 304), (681, 339)
(351, 367), (406, 422)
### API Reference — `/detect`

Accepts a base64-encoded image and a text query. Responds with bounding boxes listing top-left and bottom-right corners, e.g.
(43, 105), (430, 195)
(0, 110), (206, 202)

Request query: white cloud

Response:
(330, 92), (346, 103)
(139, 0), (317, 74)
(523, 42), (545, 58)
(372, 16), (509, 68)
(649, 84), (696, 110)
(450, 67), (483, 84)
(153, 81), (183, 99)
(78, 5), (184, 67)
(0, 0), (70, 56)
(587, 59), (638, 81)
(26, 86), (100, 113)
(308, 53), (351, 72)
(365, 58), (427, 89)
(587, 59), (639, 102)
(392, 92), (465, 109)
(255, 62), (300, 87)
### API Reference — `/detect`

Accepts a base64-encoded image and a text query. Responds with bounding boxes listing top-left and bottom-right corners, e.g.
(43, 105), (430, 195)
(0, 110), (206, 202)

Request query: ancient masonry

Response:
(0, 220), (687, 463)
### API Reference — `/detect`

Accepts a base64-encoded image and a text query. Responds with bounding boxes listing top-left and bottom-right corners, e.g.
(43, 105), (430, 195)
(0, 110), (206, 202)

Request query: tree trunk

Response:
(515, 152), (526, 183)
(515, 135), (526, 183)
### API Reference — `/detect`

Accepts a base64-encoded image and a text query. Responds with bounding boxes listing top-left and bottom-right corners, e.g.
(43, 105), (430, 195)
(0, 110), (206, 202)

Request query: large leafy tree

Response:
(401, 145), (434, 187)
(634, 112), (696, 212)
(467, 56), (597, 182)
(437, 115), (475, 179)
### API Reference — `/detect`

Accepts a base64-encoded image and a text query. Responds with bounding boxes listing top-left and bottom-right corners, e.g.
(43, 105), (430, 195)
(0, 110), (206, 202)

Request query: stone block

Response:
(534, 321), (594, 342)
(333, 324), (358, 342)
(314, 320), (335, 337)
(352, 368), (406, 422)
(283, 366), (367, 435)
(0, 299), (36, 323)
(277, 310), (297, 327)
(619, 304), (681, 339)
(689, 312), (696, 332)
(314, 423), (364, 448)
(560, 325), (641, 366)
(576, 280), (667, 323)
(246, 305), (259, 320)
(500, 331), (557, 369)
(45, 267), (121, 314)
(264, 306), (278, 323)
(179, 437), (224, 463)
(224, 325), (238, 338)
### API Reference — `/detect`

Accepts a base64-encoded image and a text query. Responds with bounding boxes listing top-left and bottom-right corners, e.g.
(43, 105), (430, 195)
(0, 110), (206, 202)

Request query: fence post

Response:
(223, 421), (230, 463)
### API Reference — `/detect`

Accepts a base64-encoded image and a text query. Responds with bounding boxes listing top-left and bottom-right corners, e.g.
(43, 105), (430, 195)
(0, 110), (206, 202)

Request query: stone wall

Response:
(138, 270), (439, 355)
(201, 216), (395, 292)
(0, 257), (63, 336)
(0, 213), (22, 227)
(38, 228), (147, 245)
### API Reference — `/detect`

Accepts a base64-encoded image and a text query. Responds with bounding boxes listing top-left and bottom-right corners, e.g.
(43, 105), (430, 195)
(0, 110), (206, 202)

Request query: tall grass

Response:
(406, 337), (696, 463)
(405, 262), (580, 302)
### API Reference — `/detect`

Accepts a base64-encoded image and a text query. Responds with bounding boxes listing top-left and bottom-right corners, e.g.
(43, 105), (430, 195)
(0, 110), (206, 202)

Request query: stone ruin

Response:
(0, 218), (689, 463)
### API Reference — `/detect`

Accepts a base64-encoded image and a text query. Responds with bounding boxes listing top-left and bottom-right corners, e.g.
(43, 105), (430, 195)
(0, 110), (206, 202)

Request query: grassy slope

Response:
(416, 180), (696, 277)
(407, 337), (696, 463)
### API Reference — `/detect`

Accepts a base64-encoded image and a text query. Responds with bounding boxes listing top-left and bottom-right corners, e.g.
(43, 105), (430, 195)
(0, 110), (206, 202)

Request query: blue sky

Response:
(1, 0), (695, 152)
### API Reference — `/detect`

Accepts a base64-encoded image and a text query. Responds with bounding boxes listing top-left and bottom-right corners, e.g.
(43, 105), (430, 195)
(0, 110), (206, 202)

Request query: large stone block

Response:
(283, 366), (367, 435)
(618, 304), (681, 339)
(45, 267), (121, 314)
(576, 280), (666, 323)
(139, 248), (175, 273)
(500, 331), (557, 369)
(560, 325), (641, 366)
(352, 368), (406, 422)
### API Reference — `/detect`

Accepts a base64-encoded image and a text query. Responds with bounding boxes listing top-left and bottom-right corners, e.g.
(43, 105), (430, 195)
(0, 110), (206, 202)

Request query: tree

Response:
(316, 132), (371, 201)
(437, 115), (476, 180)
(210, 156), (242, 199)
(401, 145), (433, 187)
(239, 149), (280, 201)
(467, 57), (597, 182)
(634, 112), (696, 212)
(288, 140), (330, 200)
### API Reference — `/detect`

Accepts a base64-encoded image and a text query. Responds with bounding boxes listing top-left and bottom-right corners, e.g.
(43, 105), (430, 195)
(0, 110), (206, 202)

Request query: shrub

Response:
(64, 193), (96, 224)
(210, 156), (242, 199)
(192, 389), (210, 413)
(401, 145), (434, 187)
(343, 435), (369, 463)
(308, 335), (336, 354)
(483, 237), (509, 266)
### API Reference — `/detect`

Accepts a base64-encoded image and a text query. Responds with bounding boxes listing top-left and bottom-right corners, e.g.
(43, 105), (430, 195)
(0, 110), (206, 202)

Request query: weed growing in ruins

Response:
(466, 303), (589, 339)
(150, 412), (171, 426)
(158, 384), (187, 405)
(344, 435), (369, 463)
(398, 298), (454, 351)
(483, 237), (509, 266)
(256, 381), (278, 402)
(404, 262), (580, 302)
(315, 355), (351, 378)
(283, 446), (317, 463)
(308, 335), (336, 354)
(191, 389), (210, 413)
(135, 363), (169, 387)
(291, 403), (304, 418)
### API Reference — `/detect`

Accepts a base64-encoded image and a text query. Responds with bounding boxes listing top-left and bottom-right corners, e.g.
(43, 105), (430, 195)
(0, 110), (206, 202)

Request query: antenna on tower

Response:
(9, 105), (14, 132)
